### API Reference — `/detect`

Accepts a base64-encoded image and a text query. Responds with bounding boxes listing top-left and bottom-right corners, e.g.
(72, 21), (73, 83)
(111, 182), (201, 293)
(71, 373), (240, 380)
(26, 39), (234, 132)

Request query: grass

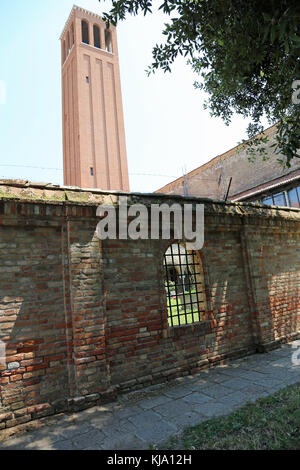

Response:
(167, 289), (200, 326)
(161, 383), (300, 450)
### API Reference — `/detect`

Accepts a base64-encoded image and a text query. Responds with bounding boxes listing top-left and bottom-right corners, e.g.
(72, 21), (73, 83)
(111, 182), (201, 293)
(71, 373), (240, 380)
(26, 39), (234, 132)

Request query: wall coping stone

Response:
(0, 180), (299, 222)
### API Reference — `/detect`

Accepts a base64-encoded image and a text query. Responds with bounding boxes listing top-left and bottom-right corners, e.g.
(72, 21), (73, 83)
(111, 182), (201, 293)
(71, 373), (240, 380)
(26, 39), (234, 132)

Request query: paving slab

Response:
(101, 434), (146, 450)
(163, 386), (194, 399)
(138, 394), (173, 410)
(153, 400), (195, 419)
(250, 376), (283, 388)
(215, 366), (249, 378)
(206, 371), (237, 383)
(199, 384), (234, 399)
(168, 411), (206, 429)
(50, 440), (76, 450)
(100, 418), (137, 437)
(285, 375), (300, 386)
(237, 370), (270, 382)
(221, 377), (255, 391)
(134, 419), (177, 444)
(218, 390), (250, 407)
(193, 402), (233, 418)
(128, 409), (162, 427)
(0, 341), (299, 450)
(110, 404), (143, 420)
(46, 422), (95, 441)
(71, 429), (107, 450)
(182, 392), (214, 405)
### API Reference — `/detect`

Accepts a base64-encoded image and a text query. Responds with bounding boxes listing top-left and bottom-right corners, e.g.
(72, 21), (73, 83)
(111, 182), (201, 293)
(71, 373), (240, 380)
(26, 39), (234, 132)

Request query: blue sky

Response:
(0, 0), (262, 192)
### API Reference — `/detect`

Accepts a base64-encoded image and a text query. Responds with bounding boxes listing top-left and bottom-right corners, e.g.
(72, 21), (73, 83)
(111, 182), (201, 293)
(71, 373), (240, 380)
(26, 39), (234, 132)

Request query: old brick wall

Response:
(103, 226), (255, 391)
(244, 225), (300, 348)
(0, 209), (69, 427)
(0, 183), (299, 430)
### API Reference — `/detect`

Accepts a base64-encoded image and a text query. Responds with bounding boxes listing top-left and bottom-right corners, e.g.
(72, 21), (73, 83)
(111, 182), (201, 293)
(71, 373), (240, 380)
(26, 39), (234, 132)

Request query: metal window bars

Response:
(163, 243), (206, 327)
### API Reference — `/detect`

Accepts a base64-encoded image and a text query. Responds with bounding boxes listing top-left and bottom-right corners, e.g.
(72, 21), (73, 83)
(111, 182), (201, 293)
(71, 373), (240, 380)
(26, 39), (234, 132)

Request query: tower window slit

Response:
(94, 25), (101, 49)
(82, 20), (89, 44)
(105, 30), (112, 52)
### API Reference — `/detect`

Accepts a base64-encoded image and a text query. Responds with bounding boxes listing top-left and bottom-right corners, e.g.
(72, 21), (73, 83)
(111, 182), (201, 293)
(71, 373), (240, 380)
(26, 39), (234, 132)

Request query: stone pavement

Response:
(0, 341), (299, 450)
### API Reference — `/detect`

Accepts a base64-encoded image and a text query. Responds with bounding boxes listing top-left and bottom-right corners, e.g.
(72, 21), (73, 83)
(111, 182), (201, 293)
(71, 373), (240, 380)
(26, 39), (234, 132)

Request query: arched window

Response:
(105, 29), (112, 52)
(82, 20), (89, 44)
(164, 243), (206, 327)
(93, 25), (101, 49)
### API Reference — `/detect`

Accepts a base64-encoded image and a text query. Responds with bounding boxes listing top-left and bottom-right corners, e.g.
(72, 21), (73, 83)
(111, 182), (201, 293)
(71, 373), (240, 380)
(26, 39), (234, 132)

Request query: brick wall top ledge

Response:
(0, 180), (299, 223)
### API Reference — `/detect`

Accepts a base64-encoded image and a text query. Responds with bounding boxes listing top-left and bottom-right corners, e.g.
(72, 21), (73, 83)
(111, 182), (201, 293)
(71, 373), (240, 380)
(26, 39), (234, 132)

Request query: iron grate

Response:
(163, 243), (206, 327)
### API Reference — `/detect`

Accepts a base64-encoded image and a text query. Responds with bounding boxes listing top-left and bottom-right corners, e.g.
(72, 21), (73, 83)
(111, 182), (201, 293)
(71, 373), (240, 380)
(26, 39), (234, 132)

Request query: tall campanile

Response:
(60, 5), (130, 191)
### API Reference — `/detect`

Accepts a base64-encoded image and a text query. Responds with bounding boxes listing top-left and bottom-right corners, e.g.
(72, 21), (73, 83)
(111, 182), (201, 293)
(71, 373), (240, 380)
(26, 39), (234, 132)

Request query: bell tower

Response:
(60, 5), (130, 191)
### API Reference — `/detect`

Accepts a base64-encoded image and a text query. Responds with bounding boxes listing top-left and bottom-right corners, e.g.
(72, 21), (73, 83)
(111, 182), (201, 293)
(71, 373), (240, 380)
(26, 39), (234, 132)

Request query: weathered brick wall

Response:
(103, 228), (255, 391)
(67, 219), (108, 398)
(0, 183), (299, 430)
(0, 212), (69, 427)
(245, 225), (300, 348)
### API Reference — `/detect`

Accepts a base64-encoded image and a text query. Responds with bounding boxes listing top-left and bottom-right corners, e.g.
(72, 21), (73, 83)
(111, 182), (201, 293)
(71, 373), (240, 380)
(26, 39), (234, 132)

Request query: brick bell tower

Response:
(60, 5), (130, 191)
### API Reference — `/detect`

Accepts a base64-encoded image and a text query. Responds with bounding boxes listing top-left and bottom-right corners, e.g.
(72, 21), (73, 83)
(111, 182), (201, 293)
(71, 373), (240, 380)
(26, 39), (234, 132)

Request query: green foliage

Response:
(182, 384), (300, 450)
(167, 293), (200, 326)
(100, 0), (300, 166)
